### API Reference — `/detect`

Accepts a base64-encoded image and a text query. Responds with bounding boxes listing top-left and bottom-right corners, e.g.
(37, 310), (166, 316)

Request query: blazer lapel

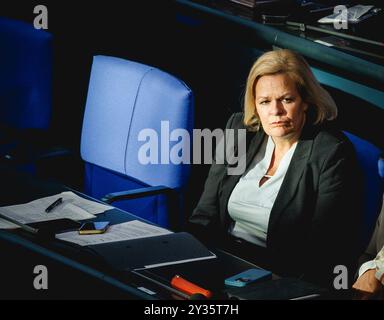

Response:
(219, 129), (266, 229)
(267, 127), (316, 238)
(246, 130), (266, 168)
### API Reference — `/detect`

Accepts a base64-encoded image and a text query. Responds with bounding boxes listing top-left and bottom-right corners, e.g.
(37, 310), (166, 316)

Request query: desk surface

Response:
(176, 0), (384, 88)
(0, 167), (327, 300)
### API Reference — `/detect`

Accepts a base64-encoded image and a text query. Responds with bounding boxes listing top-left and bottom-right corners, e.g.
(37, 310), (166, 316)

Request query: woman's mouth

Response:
(271, 121), (289, 127)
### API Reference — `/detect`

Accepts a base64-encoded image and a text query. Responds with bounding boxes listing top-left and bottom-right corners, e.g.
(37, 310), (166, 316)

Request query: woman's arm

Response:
(187, 113), (237, 240)
(303, 139), (363, 287)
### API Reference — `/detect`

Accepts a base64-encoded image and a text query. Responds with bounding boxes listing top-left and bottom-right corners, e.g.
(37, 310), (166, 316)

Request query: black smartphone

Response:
(78, 221), (110, 235)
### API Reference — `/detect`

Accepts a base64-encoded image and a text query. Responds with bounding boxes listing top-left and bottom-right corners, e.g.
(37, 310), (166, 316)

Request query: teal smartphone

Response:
(225, 268), (272, 287)
(78, 221), (110, 235)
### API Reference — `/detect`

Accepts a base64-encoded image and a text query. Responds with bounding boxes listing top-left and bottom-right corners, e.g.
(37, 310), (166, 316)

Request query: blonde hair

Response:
(244, 49), (337, 131)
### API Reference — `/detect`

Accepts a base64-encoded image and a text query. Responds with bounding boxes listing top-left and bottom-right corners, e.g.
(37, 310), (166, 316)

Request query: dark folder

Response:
(225, 277), (328, 300)
(86, 232), (216, 271)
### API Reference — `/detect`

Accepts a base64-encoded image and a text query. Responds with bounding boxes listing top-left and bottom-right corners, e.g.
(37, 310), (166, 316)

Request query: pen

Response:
(0, 212), (38, 234)
(45, 197), (63, 213)
(0, 212), (55, 240)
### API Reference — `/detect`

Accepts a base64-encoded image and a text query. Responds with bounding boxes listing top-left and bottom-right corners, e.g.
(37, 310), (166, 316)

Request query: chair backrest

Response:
(80, 56), (194, 226)
(344, 131), (383, 249)
(0, 17), (52, 129)
(379, 156), (384, 179)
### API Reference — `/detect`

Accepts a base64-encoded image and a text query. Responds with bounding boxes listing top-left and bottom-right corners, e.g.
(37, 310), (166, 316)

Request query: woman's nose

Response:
(269, 100), (284, 115)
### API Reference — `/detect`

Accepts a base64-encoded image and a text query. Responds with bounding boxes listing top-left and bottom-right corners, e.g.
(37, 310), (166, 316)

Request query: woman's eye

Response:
(260, 100), (269, 105)
(283, 98), (293, 103)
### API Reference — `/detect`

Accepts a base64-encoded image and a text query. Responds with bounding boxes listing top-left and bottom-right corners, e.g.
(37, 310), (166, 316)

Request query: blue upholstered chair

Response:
(81, 56), (194, 228)
(344, 132), (383, 249)
(0, 17), (52, 173)
(379, 155), (384, 179)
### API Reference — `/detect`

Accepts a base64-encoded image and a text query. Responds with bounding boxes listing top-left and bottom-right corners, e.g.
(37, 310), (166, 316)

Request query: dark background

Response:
(1, 0), (383, 218)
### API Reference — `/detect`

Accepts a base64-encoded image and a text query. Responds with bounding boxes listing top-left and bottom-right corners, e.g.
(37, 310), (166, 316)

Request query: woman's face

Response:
(255, 73), (307, 140)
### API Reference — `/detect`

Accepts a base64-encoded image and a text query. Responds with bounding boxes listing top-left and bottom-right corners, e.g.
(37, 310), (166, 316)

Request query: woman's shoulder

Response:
(310, 122), (356, 157)
(314, 123), (351, 144)
(225, 112), (246, 130)
(315, 125), (348, 143)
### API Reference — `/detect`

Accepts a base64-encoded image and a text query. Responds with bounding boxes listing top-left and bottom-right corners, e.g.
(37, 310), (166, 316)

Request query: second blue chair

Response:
(0, 17), (52, 173)
(344, 131), (383, 250)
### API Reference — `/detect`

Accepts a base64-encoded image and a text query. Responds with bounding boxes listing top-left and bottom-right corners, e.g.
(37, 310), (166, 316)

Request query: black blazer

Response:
(189, 112), (363, 287)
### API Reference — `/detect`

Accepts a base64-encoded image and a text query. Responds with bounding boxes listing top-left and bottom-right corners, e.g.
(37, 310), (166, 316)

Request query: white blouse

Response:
(228, 135), (298, 247)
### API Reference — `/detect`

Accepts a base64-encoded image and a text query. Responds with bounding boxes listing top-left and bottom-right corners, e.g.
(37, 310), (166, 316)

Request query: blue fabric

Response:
(84, 163), (169, 226)
(81, 56), (194, 189)
(81, 56), (194, 227)
(344, 131), (383, 249)
(0, 17), (52, 129)
(379, 158), (384, 179)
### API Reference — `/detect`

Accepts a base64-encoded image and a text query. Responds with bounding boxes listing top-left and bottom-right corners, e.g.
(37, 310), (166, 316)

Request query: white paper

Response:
(0, 191), (112, 229)
(318, 5), (374, 23)
(56, 220), (172, 246)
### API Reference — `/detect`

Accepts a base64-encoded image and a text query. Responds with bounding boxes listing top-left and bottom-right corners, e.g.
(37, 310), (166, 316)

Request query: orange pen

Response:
(171, 275), (213, 299)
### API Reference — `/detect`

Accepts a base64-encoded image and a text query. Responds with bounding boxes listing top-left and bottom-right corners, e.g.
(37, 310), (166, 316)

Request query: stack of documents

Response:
(0, 192), (216, 271)
(57, 220), (217, 271)
(56, 220), (172, 246)
(0, 191), (112, 229)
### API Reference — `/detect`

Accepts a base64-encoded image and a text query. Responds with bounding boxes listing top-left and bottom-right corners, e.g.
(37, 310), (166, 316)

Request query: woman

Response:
(189, 49), (363, 288)
(353, 201), (384, 299)
(353, 155), (384, 299)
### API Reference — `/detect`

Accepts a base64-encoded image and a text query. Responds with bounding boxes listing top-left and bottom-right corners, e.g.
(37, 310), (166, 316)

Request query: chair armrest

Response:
(101, 185), (173, 204)
(102, 185), (182, 230)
